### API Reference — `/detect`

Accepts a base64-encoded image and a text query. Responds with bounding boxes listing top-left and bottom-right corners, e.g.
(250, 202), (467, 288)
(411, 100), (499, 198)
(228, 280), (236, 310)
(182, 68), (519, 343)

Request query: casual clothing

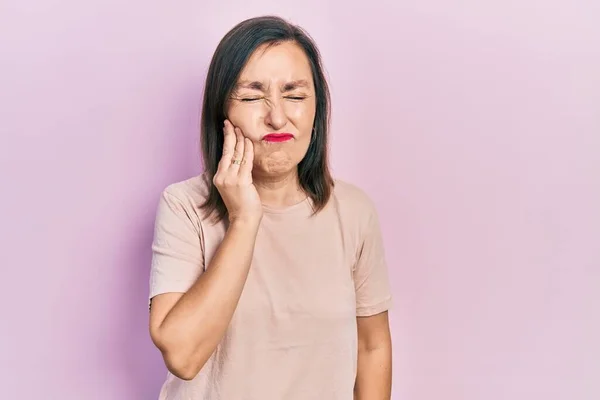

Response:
(149, 173), (392, 400)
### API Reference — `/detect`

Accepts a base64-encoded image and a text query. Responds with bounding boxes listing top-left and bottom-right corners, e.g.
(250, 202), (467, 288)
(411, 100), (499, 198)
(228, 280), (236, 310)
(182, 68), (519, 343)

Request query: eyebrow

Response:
(235, 79), (310, 92)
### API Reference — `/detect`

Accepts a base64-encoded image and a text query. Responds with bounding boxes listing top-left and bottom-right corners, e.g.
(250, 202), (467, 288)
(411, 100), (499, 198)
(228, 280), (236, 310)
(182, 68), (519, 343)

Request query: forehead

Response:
(238, 41), (313, 85)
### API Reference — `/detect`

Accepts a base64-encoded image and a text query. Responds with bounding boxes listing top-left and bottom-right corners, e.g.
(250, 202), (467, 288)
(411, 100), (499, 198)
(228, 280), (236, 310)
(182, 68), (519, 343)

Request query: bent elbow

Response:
(163, 350), (205, 381)
(151, 328), (212, 381)
(168, 363), (199, 381)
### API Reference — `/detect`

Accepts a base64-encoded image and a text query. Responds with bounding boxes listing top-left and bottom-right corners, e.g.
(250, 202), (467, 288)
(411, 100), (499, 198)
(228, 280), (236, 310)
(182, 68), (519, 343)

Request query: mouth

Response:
(262, 133), (295, 143)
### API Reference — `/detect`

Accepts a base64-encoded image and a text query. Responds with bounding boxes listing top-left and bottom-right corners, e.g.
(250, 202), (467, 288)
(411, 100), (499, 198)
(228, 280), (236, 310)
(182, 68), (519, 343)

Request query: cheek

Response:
(286, 102), (316, 127)
(227, 104), (262, 140)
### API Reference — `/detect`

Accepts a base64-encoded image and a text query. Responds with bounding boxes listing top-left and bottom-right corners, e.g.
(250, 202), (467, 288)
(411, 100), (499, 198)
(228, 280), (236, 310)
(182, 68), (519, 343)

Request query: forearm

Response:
(157, 219), (259, 376)
(354, 345), (392, 400)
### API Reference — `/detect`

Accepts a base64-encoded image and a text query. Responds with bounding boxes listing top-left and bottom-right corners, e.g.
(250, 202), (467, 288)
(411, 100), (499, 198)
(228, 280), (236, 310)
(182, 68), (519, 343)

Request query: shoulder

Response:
(329, 179), (385, 253)
(331, 178), (379, 217)
(330, 178), (382, 237)
(155, 173), (211, 228)
(161, 173), (210, 206)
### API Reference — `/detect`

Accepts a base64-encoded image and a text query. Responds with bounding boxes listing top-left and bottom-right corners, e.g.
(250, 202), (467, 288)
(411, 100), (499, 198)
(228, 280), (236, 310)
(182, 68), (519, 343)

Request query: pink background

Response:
(1, 1), (598, 399)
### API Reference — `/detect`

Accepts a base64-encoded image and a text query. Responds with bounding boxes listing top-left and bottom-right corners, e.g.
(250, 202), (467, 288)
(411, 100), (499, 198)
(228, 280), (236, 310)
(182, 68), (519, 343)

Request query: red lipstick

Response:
(263, 133), (294, 143)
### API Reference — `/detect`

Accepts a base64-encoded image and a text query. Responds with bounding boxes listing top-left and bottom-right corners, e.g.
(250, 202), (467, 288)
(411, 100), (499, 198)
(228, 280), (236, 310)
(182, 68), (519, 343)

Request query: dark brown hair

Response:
(200, 15), (334, 222)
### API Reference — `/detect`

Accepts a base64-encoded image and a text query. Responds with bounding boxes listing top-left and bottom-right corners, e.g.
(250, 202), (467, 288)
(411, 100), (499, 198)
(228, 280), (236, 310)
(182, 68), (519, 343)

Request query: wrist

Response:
(228, 214), (262, 231)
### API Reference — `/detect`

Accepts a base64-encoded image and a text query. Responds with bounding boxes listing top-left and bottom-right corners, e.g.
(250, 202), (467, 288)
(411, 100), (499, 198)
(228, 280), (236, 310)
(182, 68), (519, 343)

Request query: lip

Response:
(262, 133), (294, 143)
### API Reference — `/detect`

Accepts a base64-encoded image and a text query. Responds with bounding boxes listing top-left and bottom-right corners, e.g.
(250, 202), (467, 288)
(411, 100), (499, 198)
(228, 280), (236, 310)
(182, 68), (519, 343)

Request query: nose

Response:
(263, 97), (287, 131)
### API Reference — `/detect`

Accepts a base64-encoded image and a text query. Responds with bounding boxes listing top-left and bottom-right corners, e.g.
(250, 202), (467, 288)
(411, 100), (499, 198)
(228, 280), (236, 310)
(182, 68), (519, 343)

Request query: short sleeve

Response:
(149, 189), (204, 307)
(353, 207), (393, 317)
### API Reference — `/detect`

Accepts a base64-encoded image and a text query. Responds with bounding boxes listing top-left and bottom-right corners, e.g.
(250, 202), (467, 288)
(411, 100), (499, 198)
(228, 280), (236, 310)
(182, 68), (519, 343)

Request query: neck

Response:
(253, 169), (306, 209)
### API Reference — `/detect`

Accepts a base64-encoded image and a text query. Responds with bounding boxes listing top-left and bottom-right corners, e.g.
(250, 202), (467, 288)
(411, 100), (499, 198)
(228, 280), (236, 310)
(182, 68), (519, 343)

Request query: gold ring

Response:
(231, 159), (243, 165)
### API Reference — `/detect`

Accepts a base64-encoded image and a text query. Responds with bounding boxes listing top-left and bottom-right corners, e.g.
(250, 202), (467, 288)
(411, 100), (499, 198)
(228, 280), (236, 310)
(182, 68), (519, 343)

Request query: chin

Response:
(256, 156), (298, 176)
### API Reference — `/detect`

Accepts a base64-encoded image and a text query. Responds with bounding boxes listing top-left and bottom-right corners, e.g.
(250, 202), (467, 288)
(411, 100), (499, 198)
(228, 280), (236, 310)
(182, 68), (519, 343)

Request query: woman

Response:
(148, 15), (393, 399)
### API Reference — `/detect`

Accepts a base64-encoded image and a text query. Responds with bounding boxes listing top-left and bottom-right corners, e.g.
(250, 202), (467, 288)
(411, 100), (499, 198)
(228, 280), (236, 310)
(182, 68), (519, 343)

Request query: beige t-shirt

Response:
(149, 174), (392, 400)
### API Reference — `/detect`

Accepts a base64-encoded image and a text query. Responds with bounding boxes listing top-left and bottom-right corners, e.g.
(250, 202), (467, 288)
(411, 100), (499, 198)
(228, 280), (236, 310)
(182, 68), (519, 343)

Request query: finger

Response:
(229, 127), (245, 172)
(239, 138), (254, 177)
(219, 120), (236, 170)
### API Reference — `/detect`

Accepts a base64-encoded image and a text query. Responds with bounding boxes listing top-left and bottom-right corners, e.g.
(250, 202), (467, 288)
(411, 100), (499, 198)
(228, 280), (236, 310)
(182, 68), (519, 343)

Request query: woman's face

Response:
(226, 41), (317, 177)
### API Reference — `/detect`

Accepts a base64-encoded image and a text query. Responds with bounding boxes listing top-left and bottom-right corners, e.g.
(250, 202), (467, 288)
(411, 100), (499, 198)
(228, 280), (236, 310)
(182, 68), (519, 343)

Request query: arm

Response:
(149, 219), (259, 380)
(149, 120), (262, 380)
(354, 311), (392, 400)
(352, 199), (393, 399)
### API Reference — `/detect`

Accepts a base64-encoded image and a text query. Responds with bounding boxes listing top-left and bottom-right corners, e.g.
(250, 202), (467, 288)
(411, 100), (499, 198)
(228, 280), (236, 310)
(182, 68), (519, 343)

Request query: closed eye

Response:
(238, 96), (306, 102)
(285, 96), (306, 101)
